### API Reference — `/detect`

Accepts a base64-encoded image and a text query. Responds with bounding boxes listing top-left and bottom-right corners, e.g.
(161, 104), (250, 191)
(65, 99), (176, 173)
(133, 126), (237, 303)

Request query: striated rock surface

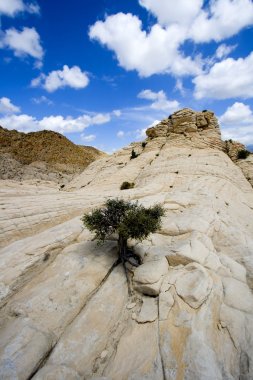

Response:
(1, 108), (253, 379)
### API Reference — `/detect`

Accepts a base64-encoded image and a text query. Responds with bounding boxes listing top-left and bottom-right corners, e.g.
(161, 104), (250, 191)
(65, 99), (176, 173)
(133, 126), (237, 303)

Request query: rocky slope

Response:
(0, 126), (105, 184)
(0, 108), (253, 380)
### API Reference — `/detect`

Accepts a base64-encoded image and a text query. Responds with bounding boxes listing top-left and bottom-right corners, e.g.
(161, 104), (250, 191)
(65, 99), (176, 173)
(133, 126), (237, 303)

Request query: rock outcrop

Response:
(146, 108), (224, 151)
(0, 126), (106, 184)
(0, 108), (253, 379)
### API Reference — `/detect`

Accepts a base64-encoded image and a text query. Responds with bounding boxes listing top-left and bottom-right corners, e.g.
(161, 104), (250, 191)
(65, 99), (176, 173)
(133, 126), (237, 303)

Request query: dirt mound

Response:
(0, 126), (106, 183)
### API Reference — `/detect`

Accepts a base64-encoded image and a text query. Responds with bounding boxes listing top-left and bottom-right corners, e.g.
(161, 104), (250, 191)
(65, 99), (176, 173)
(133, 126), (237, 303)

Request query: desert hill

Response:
(0, 126), (106, 184)
(0, 109), (253, 380)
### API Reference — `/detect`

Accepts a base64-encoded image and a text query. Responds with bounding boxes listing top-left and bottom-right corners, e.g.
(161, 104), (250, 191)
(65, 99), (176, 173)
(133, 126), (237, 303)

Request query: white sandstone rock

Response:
(175, 263), (213, 308)
(136, 297), (158, 323)
(133, 257), (169, 284)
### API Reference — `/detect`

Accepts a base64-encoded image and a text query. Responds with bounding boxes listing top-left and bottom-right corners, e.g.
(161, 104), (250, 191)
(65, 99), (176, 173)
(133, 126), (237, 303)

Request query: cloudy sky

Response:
(0, 0), (253, 152)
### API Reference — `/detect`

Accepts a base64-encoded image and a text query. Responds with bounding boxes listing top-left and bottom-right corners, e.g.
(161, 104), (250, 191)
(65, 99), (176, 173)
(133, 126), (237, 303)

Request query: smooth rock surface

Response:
(1, 108), (253, 379)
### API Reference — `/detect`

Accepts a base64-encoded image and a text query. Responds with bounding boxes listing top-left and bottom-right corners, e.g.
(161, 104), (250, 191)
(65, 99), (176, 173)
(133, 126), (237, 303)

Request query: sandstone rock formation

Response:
(0, 126), (106, 184)
(0, 108), (253, 379)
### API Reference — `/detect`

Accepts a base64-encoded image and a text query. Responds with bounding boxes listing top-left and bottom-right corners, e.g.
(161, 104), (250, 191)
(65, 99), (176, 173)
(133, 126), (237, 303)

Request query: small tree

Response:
(82, 199), (165, 291)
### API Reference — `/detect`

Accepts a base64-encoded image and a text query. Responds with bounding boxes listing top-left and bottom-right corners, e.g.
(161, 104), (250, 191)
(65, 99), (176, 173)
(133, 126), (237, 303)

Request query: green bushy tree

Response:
(82, 199), (165, 290)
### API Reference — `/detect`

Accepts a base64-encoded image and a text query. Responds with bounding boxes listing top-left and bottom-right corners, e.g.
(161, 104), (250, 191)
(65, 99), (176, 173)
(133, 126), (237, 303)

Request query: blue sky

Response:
(0, 0), (253, 153)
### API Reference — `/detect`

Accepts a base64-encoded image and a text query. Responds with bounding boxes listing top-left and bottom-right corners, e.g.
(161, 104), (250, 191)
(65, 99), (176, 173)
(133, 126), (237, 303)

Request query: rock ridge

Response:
(0, 108), (253, 379)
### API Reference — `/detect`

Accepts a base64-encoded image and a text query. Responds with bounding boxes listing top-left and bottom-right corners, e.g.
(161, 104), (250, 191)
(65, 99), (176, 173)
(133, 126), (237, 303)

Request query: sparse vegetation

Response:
(120, 181), (135, 190)
(82, 199), (165, 292)
(142, 142), (147, 148)
(237, 149), (250, 159)
(130, 149), (139, 159)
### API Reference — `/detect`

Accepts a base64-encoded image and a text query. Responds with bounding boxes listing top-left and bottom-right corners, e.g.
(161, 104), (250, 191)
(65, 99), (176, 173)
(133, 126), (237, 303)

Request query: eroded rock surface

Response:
(1, 108), (253, 379)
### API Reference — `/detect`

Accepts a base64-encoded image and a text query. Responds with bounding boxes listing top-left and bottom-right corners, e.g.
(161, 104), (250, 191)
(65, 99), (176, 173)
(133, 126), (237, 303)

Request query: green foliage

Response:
(82, 199), (165, 244)
(120, 181), (135, 190)
(237, 149), (250, 159)
(118, 204), (165, 240)
(130, 149), (139, 159)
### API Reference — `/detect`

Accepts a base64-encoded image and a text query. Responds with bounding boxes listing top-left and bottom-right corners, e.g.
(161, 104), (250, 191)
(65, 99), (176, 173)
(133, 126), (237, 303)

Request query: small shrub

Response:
(130, 149), (139, 159)
(202, 109), (208, 112)
(142, 142), (147, 148)
(237, 149), (250, 159)
(156, 153), (159, 157)
(82, 199), (165, 293)
(120, 181), (135, 190)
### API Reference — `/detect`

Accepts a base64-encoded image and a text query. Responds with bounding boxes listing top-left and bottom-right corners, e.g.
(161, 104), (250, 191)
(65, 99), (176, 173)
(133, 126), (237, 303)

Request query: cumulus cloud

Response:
(193, 52), (253, 99)
(89, 0), (253, 79)
(220, 102), (253, 145)
(0, 97), (20, 114)
(89, 13), (201, 77)
(190, 0), (253, 43)
(80, 133), (96, 142)
(31, 65), (89, 92)
(0, 0), (39, 17)
(139, 0), (203, 26)
(0, 112), (111, 134)
(138, 89), (180, 112)
(0, 27), (43, 62)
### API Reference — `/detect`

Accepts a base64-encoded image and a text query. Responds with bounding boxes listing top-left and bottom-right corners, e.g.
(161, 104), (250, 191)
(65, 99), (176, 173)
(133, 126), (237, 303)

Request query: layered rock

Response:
(0, 108), (253, 379)
(146, 108), (224, 151)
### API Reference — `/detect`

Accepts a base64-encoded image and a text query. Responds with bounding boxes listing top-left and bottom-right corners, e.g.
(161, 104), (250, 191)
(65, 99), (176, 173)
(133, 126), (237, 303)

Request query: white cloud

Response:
(89, 13), (201, 77)
(32, 65), (89, 92)
(92, 113), (111, 125)
(81, 133), (96, 142)
(113, 109), (121, 117)
(190, 0), (253, 43)
(215, 43), (237, 59)
(138, 89), (180, 112)
(26, 2), (39, 14)
(31, 96), (53, 105)
(194, 52), (253, 99)
(0, 0), (40, 16)
(139, 0), (203, 26)
(220, 102), (252, 124)
(220, 102), (253, 145)
(135, 128), (147, 139)
(175, 78), (186, 96)
(0, 97), (20, 114)
(89, 1), (253, 79)
(0, 112), (111, 134)
(1, 27), (43, 62)
(117, 130), (125, 138)
(0, 0), (24, 16)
